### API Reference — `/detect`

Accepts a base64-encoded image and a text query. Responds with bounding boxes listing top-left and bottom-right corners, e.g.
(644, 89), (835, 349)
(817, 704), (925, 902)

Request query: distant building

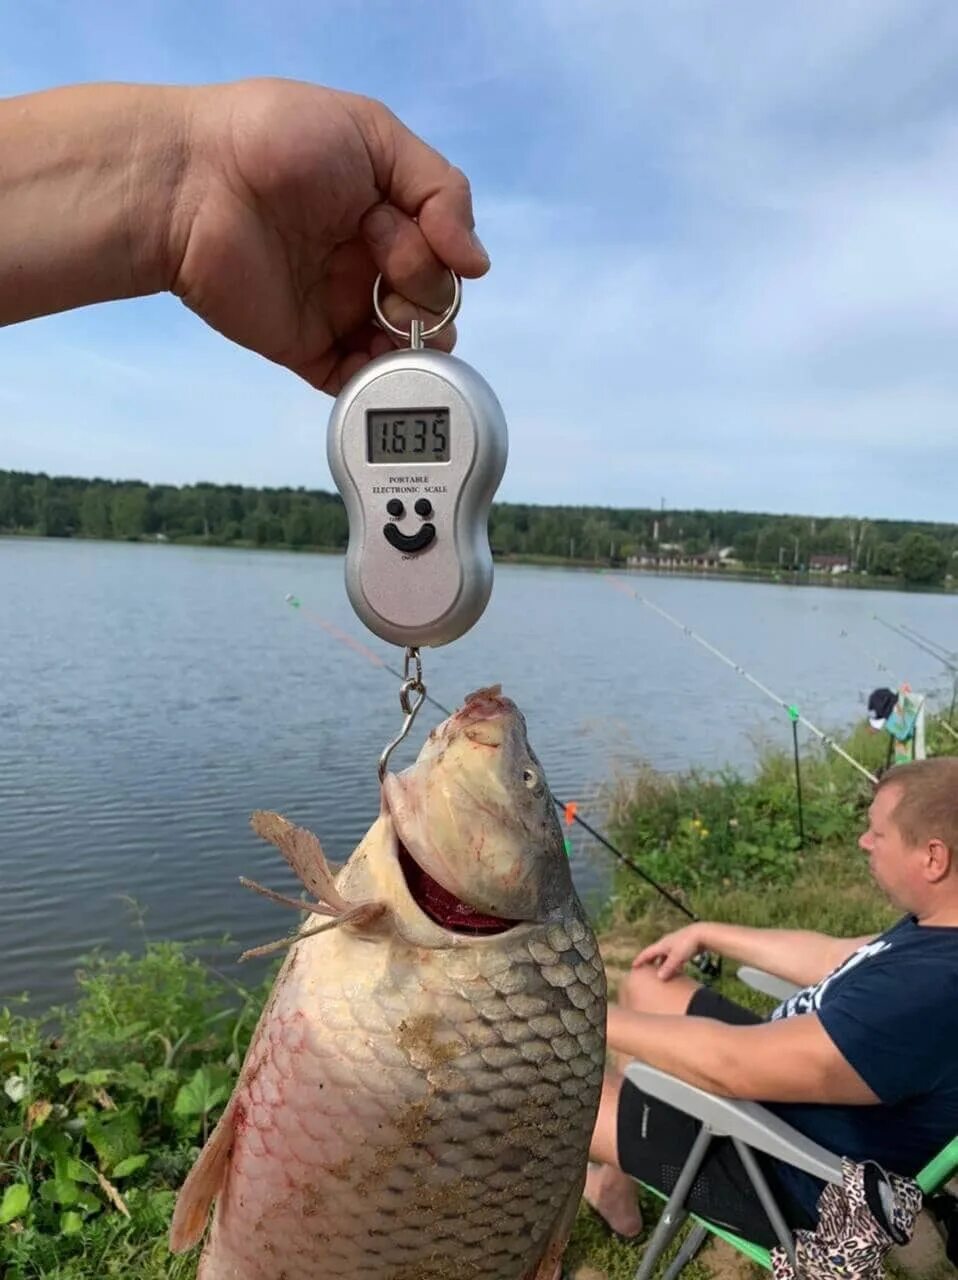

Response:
(627, 545), (726, 570)
(809, 554), (851, 574)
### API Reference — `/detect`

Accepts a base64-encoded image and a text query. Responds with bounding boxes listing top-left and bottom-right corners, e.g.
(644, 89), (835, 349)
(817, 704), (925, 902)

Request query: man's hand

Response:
(0, 80), (488, 393)
(633, 921), (879, 988)
(168, 78), (490, 393)
(633, 924), (709, 980)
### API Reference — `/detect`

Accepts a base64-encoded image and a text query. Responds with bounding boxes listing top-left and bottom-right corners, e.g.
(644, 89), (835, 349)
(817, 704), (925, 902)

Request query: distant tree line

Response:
(0, 470), (347, 550)
(0, 469), (954, 585)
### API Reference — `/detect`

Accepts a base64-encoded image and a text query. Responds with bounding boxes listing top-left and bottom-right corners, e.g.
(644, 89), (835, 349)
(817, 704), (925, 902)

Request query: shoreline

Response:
(2, 530), (952, 594)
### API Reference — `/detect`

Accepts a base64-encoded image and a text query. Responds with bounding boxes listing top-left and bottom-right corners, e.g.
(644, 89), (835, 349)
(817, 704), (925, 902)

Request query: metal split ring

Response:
(372, 269), (462, 343)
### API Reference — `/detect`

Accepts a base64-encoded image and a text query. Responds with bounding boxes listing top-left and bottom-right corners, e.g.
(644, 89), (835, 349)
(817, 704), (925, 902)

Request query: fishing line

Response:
(607, 578), (879, 784)
(282, 593), (703, 928)
(873, 614), (958, 676)
(838, 628), (897, 684)
(898, 621), (957, 665)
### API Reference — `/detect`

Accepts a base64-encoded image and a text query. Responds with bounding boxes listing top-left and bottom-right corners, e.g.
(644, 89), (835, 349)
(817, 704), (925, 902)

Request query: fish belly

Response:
(196, 914), (605, 1280)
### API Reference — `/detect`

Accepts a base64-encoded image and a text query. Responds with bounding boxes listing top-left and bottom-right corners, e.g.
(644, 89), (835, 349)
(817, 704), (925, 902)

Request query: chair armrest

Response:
(624, 1061), (844, 1186)
(737, 965), (802, 1002)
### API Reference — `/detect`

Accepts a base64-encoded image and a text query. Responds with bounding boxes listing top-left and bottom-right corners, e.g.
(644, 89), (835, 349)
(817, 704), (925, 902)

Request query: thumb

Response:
(358, 99), (490, 278)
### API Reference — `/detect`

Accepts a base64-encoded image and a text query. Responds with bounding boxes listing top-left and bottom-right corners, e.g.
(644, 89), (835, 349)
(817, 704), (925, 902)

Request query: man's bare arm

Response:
(635, 921), (877, 986)
(607, 1004), (878, 1105)
(0, 84), (186, 326)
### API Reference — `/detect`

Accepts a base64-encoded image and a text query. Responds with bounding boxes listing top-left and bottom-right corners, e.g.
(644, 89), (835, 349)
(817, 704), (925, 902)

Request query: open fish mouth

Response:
(397, 843), (521, 936)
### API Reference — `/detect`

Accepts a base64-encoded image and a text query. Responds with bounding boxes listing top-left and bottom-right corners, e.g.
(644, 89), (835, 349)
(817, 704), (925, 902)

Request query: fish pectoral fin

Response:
(250, 810), (353, 912)
(242, 811), (387, 964)
(169, 1099), (236, 1253)
(238, 900), (388, 962)
(239, 876), (346, 919)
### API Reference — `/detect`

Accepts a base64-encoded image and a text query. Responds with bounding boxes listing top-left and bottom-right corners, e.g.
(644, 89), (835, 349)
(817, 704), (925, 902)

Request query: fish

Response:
(169, 684), (607, 1280)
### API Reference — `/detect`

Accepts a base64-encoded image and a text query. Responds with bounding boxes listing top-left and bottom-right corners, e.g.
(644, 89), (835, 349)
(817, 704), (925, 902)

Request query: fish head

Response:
(381, 685), (573, 933)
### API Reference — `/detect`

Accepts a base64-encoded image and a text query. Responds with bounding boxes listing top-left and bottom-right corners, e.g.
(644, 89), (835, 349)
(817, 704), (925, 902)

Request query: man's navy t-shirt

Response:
(765, 915), (958, 1217)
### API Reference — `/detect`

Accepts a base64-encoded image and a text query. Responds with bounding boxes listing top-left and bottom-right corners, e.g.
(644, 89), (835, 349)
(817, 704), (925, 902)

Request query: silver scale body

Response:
(326, 274), (508, 774)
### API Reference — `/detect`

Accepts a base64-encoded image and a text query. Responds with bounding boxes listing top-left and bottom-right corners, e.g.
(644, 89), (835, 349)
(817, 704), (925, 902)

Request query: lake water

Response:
(1, 537), (954, 1008)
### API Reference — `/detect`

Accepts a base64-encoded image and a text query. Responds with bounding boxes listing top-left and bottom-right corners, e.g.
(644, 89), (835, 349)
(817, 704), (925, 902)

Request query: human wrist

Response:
(606, 1005), (638, 1052)
(696, 922), (756, 966)
(0, 83), (192, 322)
(690, 922), (719, 955)
(124, 84), (194, 297)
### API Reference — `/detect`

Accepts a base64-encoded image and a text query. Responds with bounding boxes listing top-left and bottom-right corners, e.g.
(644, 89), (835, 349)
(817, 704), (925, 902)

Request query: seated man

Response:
(585, 756), (958, 1246)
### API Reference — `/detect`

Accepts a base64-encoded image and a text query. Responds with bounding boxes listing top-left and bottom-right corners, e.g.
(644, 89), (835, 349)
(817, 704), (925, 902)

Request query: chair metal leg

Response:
(634, 1128), (713, 1280)
(660, 1223), (709, 1280)
(635, 1208), (690, 1280)
(731, 1137), (798, 1271)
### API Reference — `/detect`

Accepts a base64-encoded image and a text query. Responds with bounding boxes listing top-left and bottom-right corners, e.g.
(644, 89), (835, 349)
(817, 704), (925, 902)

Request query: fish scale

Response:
(194, 915), (604, 1280)
(172, 687), (607, 1280)
(195, 911), (607, 1280)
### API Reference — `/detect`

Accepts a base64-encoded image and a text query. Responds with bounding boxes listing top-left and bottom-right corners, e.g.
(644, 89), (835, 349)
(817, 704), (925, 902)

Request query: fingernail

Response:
(469, 229), (490, 265)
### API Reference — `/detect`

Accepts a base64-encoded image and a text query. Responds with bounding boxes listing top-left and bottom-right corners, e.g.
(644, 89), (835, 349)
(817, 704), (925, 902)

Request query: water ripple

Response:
(1, 539), (952, 1007)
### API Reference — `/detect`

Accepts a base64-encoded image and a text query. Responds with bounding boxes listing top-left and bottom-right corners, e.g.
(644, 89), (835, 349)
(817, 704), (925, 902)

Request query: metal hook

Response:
(378, 648), (427, 782)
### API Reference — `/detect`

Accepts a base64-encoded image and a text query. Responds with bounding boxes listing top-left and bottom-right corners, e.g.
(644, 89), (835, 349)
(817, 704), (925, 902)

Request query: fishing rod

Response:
(873, 614), (958, 675)
(898, 621), (956, 665)
(608, 578), (879, 785)
(840, 626), (958, 745)
(282, 594), (704, 929)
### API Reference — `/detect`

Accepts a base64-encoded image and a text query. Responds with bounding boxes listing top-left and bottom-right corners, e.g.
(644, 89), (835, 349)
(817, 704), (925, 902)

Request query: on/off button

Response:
(414, 499), (433, 518)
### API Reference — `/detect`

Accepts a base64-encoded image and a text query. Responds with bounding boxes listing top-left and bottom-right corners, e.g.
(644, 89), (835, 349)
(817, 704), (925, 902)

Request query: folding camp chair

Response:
(623, 965), (958, 1280)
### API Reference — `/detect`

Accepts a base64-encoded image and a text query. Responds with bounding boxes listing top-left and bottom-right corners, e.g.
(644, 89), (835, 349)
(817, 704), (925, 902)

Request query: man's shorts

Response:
(616, 986), (817, 1246)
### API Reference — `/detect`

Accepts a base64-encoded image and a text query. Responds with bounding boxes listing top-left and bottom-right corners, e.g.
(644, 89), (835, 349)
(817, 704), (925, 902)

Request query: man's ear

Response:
(925, 837), (953, 884)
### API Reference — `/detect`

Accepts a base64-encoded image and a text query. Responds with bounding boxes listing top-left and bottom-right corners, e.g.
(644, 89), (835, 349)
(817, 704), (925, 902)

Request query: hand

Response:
(166, 78), (490, 393)
(633, 924), (708, 981)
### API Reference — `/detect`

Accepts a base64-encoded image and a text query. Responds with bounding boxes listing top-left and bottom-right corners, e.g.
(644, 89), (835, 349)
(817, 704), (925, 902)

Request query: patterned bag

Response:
(770, 1157), (923, 1280)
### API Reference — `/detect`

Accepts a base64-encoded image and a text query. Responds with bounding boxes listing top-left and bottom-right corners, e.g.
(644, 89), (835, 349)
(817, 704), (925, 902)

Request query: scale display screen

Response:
(367, 409), (450, 463)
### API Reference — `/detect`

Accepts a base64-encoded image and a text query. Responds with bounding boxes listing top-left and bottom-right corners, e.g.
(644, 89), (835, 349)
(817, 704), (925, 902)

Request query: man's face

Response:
(858, 784), (921, 909)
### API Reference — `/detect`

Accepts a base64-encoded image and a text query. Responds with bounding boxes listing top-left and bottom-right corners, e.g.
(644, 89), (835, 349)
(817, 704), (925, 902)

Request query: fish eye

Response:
(522, 767), (538, 789)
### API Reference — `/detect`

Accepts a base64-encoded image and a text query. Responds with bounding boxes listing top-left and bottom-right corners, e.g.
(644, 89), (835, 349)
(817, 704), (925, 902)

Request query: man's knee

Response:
(619, 963), (701, 1017)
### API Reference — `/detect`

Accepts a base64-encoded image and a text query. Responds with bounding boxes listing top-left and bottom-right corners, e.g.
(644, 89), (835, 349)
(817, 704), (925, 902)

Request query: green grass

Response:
(0, 943), (278, 1279)
(2, 714), (955, 1278)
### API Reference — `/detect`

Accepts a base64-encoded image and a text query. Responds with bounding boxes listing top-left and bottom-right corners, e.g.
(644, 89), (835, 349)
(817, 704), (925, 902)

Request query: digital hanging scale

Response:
(327, 272), (508, 650)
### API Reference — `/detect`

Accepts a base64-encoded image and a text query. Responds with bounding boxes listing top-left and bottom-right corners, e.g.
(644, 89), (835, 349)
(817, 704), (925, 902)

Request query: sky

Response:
(2, 1), (957, 521)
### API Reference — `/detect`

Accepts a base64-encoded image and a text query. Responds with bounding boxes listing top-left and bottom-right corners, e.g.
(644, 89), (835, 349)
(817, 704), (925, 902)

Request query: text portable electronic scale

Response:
(327, 272), (508, 774)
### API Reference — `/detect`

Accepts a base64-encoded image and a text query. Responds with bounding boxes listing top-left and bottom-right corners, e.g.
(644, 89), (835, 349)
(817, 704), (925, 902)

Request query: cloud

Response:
(2, 1), (957, 519)
(452, 2), (958, 516)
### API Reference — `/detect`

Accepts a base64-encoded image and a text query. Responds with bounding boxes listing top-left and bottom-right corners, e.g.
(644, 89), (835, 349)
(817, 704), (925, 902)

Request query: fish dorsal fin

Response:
(169, 1098), (236, 1253)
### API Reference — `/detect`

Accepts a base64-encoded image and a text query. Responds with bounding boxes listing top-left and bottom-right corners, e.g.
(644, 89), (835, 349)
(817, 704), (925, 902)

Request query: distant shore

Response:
(3, 529), (952, 593)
